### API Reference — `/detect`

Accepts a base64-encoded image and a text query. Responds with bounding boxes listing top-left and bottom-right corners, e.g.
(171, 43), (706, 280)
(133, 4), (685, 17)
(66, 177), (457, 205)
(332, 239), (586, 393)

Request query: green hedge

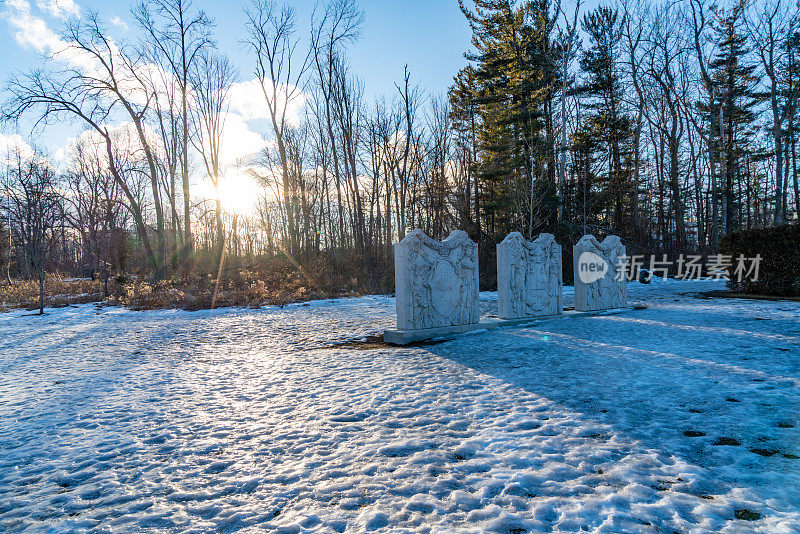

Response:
(720, 224), (800, 296)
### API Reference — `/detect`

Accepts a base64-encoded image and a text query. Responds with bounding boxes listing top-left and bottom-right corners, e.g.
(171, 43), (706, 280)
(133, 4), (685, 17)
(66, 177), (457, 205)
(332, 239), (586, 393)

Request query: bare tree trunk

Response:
(39, 261), (44, 315)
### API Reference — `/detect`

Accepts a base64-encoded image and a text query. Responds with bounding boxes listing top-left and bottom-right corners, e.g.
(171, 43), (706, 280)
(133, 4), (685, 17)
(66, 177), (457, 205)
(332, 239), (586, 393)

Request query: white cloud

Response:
(59, 122), (164, 172)
(0, 133), (53, 169)
(5, 0), (181, 110)
(37, 0), (80, 19)
(54, 146), (67, 162)
(0, 133), (35, 164)
(6, 0), (66, 54)
(228, 79), (267, 120)
(218, 112), (270, 168)
(5, 0), (98, 75)
(228, 78), (306, 126)
(110, 16), (128, 32)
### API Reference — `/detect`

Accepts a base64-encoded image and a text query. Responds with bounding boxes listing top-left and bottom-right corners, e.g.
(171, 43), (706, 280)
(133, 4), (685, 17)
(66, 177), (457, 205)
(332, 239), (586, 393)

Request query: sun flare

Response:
(214, 171), (263, 216)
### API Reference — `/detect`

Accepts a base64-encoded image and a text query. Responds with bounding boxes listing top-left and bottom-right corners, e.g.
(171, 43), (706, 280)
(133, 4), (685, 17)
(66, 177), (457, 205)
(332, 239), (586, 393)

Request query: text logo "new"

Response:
(577, 252), (608, 284)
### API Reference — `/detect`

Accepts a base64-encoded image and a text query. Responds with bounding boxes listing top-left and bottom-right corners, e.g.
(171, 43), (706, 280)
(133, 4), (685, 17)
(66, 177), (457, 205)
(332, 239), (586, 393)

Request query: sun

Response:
(216, 171), (263, 216)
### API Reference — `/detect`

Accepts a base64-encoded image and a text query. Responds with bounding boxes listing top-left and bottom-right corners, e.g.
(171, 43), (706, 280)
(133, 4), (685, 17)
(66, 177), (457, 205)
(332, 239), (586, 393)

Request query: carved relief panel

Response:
(395, 230), (479, 330)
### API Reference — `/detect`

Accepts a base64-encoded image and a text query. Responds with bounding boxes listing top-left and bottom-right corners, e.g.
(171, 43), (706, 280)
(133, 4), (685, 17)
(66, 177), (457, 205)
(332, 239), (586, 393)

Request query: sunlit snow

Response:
(1, 280), (799, 532)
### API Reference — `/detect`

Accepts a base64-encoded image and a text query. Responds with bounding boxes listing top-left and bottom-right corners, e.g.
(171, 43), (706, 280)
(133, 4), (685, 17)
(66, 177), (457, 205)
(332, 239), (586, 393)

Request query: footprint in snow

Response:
(735, 509), (762, 521)
(750, 448), (779, 457)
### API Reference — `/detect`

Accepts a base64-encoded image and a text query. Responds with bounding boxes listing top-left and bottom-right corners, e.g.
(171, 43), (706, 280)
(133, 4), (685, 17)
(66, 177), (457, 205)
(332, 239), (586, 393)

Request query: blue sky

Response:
(0, 0), (474, 156)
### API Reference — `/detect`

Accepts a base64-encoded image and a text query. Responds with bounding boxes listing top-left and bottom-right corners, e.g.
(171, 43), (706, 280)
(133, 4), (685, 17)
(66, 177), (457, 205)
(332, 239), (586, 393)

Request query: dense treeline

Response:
(2, 0), (799, 306)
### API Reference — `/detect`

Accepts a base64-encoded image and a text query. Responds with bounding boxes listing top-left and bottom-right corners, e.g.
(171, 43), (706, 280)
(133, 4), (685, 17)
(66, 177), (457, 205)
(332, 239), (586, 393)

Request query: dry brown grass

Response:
(0, 274), (104, 312)
(1, 252), (393, 312)
(113, 266), (334, 311)
(0, 259), (361, 312)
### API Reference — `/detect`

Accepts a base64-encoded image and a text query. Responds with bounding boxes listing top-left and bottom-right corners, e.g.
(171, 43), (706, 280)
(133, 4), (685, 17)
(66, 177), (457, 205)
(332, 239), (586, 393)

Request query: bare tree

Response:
(62, 134), (131, 295)
(310, 0), (364, 246)
(688, 0), (720, 250)
(245, 0), (312, 258)
(6, 151), (61, 313)
(747, 0), (799, 224)
(645, 3), (688, 251)
(149, 58), (184, 254)
(621, 0), (647, 237)
(133, 0), (214, 255)
(557, 0), (582, 223)
(3, 14), (167, 276)
(424, 95), (453, 238)
(392, 66), (423, 241)
(191, 51), (236, 263)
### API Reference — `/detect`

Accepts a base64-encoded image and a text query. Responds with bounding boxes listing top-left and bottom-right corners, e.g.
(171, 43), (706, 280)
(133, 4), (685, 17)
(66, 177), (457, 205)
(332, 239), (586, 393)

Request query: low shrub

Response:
(719, 224), (800, 296)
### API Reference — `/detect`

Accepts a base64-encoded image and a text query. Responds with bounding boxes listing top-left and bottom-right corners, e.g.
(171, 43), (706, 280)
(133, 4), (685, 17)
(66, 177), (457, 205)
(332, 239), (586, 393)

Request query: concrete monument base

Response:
(383, 317), (539, 345)
(383, 306), (635, 345)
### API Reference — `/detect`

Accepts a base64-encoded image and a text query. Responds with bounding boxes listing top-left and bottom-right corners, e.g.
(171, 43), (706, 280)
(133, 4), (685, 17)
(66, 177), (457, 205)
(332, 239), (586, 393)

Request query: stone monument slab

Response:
(393, 229), (479, 331)
(573, 235), (627, 311)
(497, 232), (562, 319)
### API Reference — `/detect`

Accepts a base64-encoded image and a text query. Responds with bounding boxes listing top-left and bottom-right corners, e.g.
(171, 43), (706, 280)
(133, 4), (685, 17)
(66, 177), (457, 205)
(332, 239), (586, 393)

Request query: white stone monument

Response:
(384, 230), (479, 344)
(497, 232), (562, 319)
(573, 235), (627, 311)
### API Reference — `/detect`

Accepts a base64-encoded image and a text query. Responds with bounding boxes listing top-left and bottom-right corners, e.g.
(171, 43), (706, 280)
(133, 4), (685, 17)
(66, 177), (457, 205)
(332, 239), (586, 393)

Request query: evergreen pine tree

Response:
(448, 66), (480, 238)
(577, 6), (634, 234)
(459, 0), (559, 239)
(708, 1), (762, 234)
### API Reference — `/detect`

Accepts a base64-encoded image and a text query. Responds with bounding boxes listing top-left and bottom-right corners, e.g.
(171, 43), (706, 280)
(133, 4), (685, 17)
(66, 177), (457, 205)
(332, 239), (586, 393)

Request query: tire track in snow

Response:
(594, 315), (800, 345)
(511, 329), (800, 387)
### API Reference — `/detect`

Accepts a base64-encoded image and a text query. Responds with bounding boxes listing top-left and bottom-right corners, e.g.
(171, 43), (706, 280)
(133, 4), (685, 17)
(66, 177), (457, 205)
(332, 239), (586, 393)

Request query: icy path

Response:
(1, 280), (799, 532)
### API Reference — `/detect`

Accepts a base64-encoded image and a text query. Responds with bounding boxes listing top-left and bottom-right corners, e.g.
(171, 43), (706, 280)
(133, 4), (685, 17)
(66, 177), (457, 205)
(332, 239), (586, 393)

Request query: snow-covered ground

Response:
(2, 279), (799, 532)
